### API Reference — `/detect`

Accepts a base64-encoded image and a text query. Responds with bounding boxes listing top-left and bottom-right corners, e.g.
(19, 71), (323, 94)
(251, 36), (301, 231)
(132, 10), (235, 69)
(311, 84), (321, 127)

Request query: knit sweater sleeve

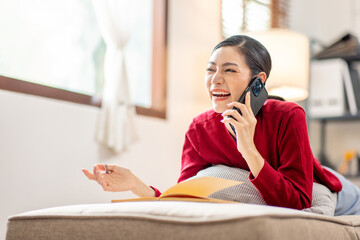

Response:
(250, 107), (313, 209)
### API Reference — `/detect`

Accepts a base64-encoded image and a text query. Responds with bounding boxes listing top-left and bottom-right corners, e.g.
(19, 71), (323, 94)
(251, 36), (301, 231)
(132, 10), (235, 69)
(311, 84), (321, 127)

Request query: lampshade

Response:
(248, 29), (310, 101)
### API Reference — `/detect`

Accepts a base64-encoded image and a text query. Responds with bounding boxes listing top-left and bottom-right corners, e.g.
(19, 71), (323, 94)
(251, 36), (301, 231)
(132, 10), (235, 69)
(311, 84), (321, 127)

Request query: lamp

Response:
(249, 29), (310, 101)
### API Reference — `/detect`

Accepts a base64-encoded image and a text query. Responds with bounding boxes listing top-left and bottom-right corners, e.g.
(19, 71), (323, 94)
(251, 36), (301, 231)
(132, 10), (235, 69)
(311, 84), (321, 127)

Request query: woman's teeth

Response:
(212, 92), (231, 97)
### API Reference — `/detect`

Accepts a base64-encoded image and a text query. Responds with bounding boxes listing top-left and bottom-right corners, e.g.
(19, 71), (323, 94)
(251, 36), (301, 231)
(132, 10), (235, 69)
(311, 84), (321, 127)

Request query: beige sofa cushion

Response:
(7, 202), (360, 240)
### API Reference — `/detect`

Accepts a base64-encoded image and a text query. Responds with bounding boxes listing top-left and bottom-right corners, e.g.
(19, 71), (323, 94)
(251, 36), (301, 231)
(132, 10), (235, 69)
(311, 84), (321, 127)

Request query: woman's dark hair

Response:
(213, 35), (272, 81)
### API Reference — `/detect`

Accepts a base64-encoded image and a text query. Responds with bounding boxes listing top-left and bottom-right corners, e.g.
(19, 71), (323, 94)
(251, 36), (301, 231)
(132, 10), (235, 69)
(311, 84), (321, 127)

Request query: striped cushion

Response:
(192, 165), (337, 215)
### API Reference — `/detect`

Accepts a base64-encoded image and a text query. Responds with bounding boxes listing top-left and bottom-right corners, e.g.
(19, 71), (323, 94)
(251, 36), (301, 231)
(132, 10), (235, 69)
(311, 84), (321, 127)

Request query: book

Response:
(111, 176), (243, 203)
(342, 60), (358, 115)
(309, 59), (347, 118)
(349, 62), (360, 112)
(313, 33), (360, 60)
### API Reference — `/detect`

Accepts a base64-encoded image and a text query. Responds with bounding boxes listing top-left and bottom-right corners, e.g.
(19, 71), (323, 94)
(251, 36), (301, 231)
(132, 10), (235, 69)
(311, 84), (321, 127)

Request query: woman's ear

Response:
(257, 72), (267, 84)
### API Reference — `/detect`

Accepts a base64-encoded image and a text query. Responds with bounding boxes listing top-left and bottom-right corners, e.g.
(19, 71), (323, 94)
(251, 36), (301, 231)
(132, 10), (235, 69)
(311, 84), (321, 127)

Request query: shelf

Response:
(312, 55), (360, 62)
(311, 112), (360, 122)
(310, 111), (360, 168)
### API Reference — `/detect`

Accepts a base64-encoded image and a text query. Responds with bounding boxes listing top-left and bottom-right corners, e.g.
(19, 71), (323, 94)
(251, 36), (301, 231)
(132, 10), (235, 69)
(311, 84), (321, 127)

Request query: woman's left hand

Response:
(221, 91), (257, 154)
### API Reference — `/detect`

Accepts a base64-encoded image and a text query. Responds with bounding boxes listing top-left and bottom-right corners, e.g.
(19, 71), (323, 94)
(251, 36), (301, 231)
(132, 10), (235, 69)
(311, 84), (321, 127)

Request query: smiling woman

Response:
(0, 0), (167, 119)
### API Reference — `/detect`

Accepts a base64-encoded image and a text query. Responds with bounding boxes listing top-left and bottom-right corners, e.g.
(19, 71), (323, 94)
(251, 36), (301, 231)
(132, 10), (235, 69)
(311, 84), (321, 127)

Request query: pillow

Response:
(191, 165), (337, 216)
(302, 182), (337, 215)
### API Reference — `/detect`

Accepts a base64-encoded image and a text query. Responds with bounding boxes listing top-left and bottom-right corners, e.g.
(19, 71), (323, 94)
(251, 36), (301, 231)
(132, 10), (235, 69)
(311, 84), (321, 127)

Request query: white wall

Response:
(0, 0), (221, 238)
(289, 0), (357, 41)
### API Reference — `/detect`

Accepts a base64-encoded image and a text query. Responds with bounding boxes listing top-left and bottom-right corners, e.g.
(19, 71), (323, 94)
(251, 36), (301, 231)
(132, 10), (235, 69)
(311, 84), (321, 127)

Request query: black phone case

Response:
(229, 77), (268, 136)
(235, 77), (268, 116)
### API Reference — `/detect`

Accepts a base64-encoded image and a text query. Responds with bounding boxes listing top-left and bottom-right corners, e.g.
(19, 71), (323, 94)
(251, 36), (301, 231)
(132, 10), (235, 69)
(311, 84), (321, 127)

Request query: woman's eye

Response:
(225, 69), (236, 73)
(206, 68), (215, 72)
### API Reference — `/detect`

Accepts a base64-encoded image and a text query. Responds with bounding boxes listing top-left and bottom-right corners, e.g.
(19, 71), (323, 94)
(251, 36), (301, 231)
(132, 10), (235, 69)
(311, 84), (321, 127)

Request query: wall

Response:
(0, 0), (221, 238)
(289, 0), (360, 169)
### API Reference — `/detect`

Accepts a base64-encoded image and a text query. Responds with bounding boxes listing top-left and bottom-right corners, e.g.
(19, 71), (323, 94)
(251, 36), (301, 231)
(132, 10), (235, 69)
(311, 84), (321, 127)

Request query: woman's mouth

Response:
(211, 90), (231, 101)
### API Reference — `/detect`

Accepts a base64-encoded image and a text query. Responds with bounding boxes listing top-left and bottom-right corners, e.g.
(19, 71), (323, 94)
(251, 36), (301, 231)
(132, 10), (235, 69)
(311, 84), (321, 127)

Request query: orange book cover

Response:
(111, 176), (243, 203)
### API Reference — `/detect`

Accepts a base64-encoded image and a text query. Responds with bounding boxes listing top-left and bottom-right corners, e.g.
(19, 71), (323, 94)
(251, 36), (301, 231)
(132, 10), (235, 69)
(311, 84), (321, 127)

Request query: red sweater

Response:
(153, 99), (342, 210)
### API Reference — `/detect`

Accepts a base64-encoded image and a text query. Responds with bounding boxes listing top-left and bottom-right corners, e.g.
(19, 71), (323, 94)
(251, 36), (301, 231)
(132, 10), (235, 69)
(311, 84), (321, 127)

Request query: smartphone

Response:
(237, 76), (268, 116)
(229, 77), (268, 134)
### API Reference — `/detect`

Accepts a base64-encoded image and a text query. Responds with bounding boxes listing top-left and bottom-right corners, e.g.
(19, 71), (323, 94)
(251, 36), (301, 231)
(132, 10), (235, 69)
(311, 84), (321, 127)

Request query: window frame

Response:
(221, 0), (288, 37)
(0, 0), (168, 119)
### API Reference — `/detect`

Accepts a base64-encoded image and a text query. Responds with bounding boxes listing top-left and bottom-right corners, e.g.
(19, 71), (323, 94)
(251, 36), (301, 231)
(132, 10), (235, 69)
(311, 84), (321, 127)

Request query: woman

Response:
(83, 35), (360, 215)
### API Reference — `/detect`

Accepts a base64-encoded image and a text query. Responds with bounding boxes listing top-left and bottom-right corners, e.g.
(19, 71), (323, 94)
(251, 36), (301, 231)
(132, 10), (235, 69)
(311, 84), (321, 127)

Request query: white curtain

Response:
(92, 0), (138, 153)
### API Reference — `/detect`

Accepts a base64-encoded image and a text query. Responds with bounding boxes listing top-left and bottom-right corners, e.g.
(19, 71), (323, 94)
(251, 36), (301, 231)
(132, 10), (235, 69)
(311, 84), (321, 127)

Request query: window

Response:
(222, 0), (289, 38)
(127, 0), (168, 118)
(0, 0), (167, 119)
(0, 0), (105, 96)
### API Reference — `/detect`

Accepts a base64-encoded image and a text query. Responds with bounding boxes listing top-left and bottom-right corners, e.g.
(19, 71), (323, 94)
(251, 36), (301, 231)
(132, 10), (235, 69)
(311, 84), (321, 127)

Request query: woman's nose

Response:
(211, 71), (224, 85)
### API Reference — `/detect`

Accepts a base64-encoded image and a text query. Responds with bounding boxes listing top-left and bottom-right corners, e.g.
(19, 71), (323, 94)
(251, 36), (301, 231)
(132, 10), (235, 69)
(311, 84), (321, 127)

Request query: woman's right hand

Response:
(82, 164), (155, 197)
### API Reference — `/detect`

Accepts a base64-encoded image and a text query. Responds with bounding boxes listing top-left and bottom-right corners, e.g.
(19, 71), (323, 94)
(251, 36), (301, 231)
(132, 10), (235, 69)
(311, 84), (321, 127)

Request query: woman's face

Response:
(205, 46), (252, 113)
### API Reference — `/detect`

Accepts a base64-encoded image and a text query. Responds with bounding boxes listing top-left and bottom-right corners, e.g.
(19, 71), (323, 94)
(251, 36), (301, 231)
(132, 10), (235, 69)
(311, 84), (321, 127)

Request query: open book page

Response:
(111, 176), (243, 203)
(160, 176), (242, 198)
